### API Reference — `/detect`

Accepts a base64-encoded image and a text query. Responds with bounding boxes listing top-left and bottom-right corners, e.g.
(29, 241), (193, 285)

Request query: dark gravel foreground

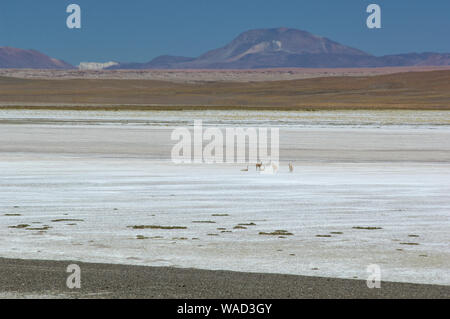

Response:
(0, 258), (448, 299)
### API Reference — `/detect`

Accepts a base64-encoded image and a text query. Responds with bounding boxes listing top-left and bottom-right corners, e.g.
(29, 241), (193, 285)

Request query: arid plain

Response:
(0, 67), (449, 110)
(0, 67), (449, 298)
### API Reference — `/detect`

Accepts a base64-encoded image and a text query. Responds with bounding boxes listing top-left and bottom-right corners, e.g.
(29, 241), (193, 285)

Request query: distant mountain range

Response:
(2, 28), (450, 69)
(0, 47), (72, 69)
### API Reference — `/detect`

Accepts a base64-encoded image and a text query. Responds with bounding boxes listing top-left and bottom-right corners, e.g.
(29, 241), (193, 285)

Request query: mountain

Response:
(377, 52), (450, 67)
(110, 27), (450, 69)
(181, 27), (372, 69)
(109, 55), (195, 70)
(0, 47), (73, 69)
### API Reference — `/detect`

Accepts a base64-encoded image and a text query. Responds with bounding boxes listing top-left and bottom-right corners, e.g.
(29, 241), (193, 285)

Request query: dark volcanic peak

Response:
(0, 47), (73, 69)
(197, 27), (370, 63)
(112, 27), (376, 69)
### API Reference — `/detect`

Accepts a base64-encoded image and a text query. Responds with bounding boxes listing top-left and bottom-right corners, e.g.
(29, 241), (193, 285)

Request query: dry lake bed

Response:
(0, 109), (449, 286)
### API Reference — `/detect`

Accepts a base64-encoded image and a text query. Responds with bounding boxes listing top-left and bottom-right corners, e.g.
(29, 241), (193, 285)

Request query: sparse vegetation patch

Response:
(259, 230), (293, 236)
(128, 225), (187, 230)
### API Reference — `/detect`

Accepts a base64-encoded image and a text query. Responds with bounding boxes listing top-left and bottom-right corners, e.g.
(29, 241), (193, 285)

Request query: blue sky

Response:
(0, 0), (449, 65)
